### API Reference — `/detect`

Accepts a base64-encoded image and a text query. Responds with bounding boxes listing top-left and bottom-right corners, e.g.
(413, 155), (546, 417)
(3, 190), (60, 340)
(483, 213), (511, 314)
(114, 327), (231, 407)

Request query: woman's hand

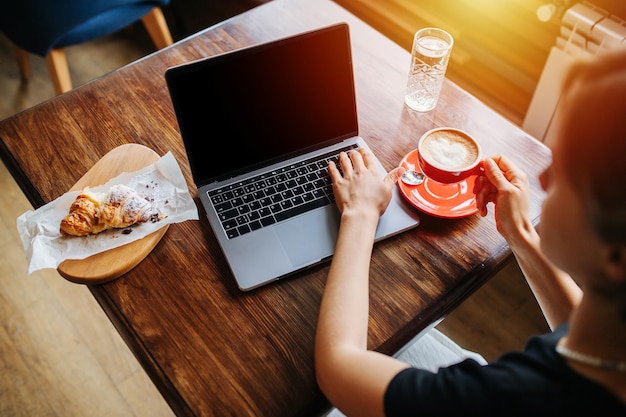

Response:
(474, 156), (533, 245)
(329, 147), (405, 218)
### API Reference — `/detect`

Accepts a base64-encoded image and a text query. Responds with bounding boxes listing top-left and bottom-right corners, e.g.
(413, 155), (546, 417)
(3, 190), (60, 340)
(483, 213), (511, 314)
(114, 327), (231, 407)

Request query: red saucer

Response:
(397, 149), (478, 218)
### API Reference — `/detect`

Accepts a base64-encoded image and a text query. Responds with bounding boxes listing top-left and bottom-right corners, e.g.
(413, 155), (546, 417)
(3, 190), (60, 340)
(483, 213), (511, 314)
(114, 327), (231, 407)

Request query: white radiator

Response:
(523, 1), (626, 142)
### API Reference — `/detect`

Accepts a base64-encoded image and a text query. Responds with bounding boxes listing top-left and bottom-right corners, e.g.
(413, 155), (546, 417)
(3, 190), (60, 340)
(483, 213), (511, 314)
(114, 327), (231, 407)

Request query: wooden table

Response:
(0, 0), (551, 416)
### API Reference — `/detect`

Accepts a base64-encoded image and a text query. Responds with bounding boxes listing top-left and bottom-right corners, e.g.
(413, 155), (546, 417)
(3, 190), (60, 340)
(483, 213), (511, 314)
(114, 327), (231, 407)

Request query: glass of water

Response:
(404, 27), (454, 112)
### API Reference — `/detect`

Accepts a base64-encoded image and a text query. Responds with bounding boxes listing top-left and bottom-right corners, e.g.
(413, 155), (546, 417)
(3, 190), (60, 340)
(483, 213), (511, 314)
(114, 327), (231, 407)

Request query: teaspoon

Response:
(401, 170), (425, 186)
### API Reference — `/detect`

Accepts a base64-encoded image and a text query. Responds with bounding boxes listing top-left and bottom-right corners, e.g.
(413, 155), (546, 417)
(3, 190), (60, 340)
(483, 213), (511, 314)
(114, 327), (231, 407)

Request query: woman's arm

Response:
(475, 156), (582, 329)
(315, 148), (409, 417)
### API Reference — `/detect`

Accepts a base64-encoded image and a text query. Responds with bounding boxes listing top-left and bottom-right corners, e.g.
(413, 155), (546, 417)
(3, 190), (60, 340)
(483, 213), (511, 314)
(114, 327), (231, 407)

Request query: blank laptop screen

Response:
(165, 23), (358, 186)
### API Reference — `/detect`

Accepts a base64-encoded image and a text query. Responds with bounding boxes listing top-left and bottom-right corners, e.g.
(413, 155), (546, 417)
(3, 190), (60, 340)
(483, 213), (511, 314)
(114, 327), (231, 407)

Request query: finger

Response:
(474, 174), (498, 217)
(494, 155), (517, 174)
(474, 176), (485, 215)
(473, 172), (484, 194)
(358, 147), (378, 170)
(483, 158), (511, 190)
(337, 151), (353, 176)
(475, 184), (488, 217)
(348, 149), (366, 171)
(489, 155), (526, 184)
(478, 195), (490, 217)
(385, 166), (405, 187)
(328, 160), (341, 182)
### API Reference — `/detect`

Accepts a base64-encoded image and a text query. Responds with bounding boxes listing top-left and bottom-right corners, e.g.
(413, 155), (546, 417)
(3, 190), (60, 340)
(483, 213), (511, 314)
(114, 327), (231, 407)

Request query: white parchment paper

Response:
(17, 151), (199, 274)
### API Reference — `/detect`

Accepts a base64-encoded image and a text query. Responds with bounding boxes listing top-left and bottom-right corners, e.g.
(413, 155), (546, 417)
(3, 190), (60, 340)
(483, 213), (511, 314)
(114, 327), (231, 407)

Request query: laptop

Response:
(165, 23), (419, 291)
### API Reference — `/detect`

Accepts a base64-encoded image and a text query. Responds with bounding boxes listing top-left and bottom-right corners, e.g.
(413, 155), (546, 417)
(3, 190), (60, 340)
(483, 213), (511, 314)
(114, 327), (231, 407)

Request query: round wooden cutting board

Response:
(57, 144), (169, 284)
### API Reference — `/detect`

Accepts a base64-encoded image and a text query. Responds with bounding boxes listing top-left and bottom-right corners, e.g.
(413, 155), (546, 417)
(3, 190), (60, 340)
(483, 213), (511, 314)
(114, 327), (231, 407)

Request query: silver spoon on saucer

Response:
(401, 170), (425, 186)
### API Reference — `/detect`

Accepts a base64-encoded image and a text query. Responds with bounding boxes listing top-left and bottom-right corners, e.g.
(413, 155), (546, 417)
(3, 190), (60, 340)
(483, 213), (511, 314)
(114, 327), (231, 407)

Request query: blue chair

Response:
(0, 0), (173, 94)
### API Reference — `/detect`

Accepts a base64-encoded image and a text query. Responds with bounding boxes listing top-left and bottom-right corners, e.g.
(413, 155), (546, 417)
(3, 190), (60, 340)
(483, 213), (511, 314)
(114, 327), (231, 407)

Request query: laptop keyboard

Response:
(209, 144), (358, 239)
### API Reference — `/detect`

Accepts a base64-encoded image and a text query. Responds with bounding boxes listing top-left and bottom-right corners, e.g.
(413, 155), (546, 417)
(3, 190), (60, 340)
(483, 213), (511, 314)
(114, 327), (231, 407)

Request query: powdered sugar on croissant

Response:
(98, 184), (154, 229)
(60, 184), (155, 236)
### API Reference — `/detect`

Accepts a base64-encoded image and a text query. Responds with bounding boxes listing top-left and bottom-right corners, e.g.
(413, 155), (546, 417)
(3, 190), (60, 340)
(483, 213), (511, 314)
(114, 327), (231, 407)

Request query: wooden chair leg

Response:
(141, 7), (173, 50)
(14, 47), (31, 81)
(45, 49), (72, 94)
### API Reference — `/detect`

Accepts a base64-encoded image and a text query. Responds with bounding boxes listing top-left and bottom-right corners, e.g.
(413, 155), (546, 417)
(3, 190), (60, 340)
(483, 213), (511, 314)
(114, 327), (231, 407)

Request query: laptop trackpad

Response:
(274, 207), (340, 267)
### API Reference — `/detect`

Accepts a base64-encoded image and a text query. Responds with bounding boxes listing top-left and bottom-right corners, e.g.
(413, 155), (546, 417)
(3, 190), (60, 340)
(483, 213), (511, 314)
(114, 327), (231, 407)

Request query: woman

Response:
(314, 49), (626, 416)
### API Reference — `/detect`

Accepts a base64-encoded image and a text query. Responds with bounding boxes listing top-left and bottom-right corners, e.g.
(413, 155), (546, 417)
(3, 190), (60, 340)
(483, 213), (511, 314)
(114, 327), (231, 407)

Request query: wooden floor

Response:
(0, 1), (548, 416)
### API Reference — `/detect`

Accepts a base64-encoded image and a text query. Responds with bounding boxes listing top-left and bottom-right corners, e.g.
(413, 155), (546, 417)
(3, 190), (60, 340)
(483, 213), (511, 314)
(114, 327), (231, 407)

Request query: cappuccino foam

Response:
(421, 130), (479, 170)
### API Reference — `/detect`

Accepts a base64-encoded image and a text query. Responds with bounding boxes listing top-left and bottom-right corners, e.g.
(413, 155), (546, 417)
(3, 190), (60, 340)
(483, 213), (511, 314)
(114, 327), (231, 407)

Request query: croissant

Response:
(60, 184), (155, 236)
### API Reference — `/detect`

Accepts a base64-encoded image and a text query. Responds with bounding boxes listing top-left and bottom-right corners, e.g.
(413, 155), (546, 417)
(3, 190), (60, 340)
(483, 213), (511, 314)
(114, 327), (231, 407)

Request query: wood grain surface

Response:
(0, 1), (551, 416)
(57, 144), (169, 284)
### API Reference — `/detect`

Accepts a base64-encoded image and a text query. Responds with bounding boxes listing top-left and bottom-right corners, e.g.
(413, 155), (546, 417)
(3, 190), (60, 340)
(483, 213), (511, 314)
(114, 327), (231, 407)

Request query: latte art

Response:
(421, 130), (479, 170)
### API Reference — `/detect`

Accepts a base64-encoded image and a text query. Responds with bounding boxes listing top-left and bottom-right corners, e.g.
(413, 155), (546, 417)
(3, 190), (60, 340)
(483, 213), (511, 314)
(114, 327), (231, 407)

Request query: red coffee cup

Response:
(417, 127), (482, 183)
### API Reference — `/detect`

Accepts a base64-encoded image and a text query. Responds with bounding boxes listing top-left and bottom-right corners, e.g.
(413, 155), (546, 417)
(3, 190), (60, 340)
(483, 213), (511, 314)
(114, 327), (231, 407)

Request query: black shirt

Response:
(384, 323), (625, 416)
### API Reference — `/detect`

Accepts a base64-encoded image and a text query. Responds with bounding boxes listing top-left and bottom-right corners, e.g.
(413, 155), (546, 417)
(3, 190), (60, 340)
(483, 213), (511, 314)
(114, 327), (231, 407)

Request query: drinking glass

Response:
(404, 27), (454, 112)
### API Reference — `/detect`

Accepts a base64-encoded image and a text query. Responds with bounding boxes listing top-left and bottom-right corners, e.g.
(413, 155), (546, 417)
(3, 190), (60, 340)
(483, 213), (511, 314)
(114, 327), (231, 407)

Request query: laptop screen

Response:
(165, 23), (358, 187)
